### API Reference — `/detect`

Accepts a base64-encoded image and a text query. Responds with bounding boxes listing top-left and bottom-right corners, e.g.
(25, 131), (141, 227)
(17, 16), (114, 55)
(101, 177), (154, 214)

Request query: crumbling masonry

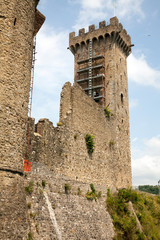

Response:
(28, 16), (132, 189)
(0, 0), (132, 238)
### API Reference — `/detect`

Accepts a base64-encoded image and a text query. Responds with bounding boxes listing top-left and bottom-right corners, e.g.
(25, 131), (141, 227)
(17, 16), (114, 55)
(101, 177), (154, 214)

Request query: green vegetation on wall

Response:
(57, 122), (63, 127)
(104, 105), (112, 118)
(85, 134), (95, 154)
(85, 183), (101, 201)
(25, 181), (34, 195)
(107, 188), (160, 240)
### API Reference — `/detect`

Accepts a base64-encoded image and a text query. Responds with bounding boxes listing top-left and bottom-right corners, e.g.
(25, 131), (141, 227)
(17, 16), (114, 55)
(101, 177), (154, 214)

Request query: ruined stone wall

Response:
(29, 82), (131, 189)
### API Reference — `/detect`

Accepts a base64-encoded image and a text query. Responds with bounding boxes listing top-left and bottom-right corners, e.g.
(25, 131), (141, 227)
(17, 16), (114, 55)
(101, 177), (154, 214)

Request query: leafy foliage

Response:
(42, 180), (46, 188)
(109, 140), (115, 148)
(77, 187), (82, 196)
(25, 181), (34, 195)
(27, 232), (33, 240)
(138, 185), (159, 195)
(104, 106), (112, 118)
(57, 122), (63, 127)
(86, 183), (101, 201)
(27, 202), (31, 209)
(107, 188), (160, 240)
(85, 134), (95, 154)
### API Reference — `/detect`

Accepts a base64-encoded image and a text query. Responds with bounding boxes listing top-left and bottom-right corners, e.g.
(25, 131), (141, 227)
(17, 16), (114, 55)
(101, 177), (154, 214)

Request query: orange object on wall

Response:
(23, 159), (31, 172)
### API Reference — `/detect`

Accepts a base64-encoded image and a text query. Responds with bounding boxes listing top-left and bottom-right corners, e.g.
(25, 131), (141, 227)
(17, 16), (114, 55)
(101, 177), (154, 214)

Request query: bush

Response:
(85, 183), (101, 201)
(57, 122), (63, 126)
(77, 187), (82, 196)
(138, 185), (159, 195)
(74, 134), (78, 140)
(27, 202), (31, 209)
(104, 105), (112, 118)
(42, 180), (46, 188)
(27, 232), (33, 240)
(85, 133), (95, 154)
(107, 188), (160, 239)
(64, 183), (71, 194)
(25, 181), (34, 195)
(109, 140), (115, 148)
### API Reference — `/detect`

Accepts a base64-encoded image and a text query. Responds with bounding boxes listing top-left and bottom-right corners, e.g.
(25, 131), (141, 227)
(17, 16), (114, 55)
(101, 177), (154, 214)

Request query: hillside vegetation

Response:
(138, 185), (159, 195)
(107, 188), (160, 240)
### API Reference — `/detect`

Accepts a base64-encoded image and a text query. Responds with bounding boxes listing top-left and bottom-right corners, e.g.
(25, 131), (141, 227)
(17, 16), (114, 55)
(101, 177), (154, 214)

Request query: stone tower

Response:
(69, 17), (132, 187)
(0, 1), (45, 239)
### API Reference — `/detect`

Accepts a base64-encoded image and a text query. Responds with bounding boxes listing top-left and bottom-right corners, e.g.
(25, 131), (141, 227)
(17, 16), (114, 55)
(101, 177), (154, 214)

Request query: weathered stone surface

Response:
(0, 1), (45, 239)
(28, 82), (131, 189)
(1, 6), (132, 238)
(0, 171), (29, 240)
(25, 162), (114, 240)
(0, 0), (36, 172)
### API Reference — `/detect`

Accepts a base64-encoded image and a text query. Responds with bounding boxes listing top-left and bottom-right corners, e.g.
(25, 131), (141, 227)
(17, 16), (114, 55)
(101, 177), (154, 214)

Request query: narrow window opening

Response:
(121, 93), (124, 104)
(14, 18), (17, 26)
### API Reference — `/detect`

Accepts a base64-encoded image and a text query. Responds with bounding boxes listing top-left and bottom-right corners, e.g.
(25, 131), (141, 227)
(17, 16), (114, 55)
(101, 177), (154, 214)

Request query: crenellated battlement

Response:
(69, 17), (132, 57)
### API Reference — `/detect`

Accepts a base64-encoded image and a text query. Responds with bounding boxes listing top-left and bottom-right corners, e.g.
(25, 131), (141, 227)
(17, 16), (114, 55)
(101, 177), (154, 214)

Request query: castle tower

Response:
(69, 17), (132, 187)
(0, 1), (45, 238)
(69, 17), (132, 107)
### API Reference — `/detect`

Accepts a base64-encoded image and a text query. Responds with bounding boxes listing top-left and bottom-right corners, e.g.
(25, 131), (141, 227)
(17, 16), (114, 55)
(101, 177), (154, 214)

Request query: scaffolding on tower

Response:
(23, 36), (36, 172)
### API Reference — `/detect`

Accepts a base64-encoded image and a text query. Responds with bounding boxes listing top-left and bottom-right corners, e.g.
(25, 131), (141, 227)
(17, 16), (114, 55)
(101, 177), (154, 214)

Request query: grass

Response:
(85, 134), (95, 154)
(86, 183), (101, 201)
(42, 180), (46, 188)
(109, 140), (115, 148)
(25, 181), (34, 195)
(104, 105), (112, 118)
(27, 202), (31, 209)
(57, 122), (63, 126)
(106, 188), (160, 240)
(77, 187), (82, 196)
(27, 232), (33, 240)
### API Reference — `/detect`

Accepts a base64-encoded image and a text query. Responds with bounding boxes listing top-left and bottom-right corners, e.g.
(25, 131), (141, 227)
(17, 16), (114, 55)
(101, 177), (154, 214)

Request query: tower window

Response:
(14, 18), (17, 26)
(121, 93), (124, 104)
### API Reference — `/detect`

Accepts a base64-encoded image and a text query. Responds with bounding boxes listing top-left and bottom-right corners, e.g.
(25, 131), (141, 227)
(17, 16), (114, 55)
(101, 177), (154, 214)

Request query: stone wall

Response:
(0, 0), (37, 172)
(0, 1), (45, 239)
(29, 82), (131, 189)
(25, 162), (114, 240)
(68, 16), (132, 188)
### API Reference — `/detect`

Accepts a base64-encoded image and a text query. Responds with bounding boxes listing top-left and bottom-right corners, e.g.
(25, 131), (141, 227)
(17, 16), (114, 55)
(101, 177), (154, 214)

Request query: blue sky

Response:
(32, 0), (160, 186)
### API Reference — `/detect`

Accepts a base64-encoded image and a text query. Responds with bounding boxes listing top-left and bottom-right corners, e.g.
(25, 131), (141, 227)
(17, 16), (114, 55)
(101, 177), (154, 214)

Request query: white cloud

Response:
(32, 26), (74, 125)
(73, 0), (144, 30)
(145, 135), (160, 155)
(132, 135), (160, 185)
(128, 54), (160, 89)
(116, 0), (145, 20)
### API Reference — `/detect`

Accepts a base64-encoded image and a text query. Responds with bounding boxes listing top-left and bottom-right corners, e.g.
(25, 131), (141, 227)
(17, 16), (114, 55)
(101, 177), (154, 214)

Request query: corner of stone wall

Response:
(59, 82), (72, 122)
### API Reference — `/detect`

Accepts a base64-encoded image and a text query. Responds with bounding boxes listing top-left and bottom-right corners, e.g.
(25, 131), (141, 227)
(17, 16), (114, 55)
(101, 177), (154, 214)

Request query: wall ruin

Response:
(29, 82), (132, 189)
